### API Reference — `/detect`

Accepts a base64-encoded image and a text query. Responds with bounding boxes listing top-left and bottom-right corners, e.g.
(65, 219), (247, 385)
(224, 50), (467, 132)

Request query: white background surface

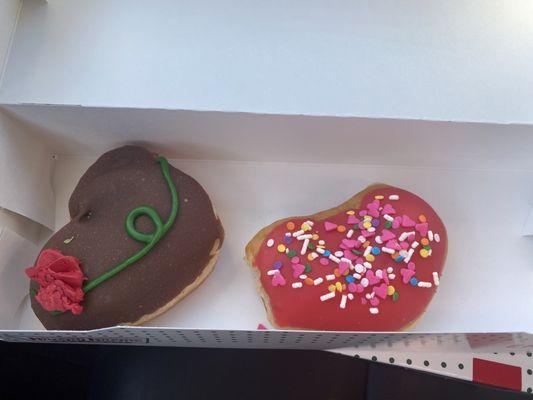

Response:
(2, 0), (533, 123)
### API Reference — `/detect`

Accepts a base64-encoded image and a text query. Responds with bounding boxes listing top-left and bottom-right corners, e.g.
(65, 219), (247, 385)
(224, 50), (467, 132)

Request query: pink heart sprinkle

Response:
(324, 221), (338, 232)
(370, 297), (380, 306)
(373, 283), (388, 299)
(367, 199), (380, 210)
(339, 260), (351, 274)
(319, 258), (330, 266)
(380, 229), (396, 241)
(392, 217), (402, 229)
(382, 269), (389, 285)
(400, 268), (415, 284)
(400, 241), (409, 250)
(341, 239), (357, 249)
(408, 262), (416, 271)
(368, 209), (380, 218)
(291, 264), (305, 278)
(356, 257), (365, 265)
(348, 283), (357, 293)
(347, 215), (359, 225)
(272, 272), (286, 286)
(257, 324), (267, 330)
(291, 256), (300, 264)
(407, 232), (416, 242)
(381, 203), (396, 215)
(343, 250), (357, 260)
(415, 222), (429, 237)
(386, 239), (401, 251)
(365, 270), (381, 285)
(361, 229), (376, 238)
(359, 210), (367, 217)
(355, 284), (364, 293)
(401, 215), (416, 227)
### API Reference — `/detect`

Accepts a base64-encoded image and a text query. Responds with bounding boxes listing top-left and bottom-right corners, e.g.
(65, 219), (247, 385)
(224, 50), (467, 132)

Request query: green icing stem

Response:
(82, 156), (178, 293)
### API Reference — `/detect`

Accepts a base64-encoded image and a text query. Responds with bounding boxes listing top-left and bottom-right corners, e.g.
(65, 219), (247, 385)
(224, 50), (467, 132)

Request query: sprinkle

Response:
(337, 225), (346, 233)
(432, 272), (440, 286)
(286, 221), (295, 230)
(383, 214), (394, 222)
(388, 273), (396, 280)
(385, 221), (392, 229)
(334, 251), (344, 257)
(386, 267), (393, 273)
(354, 264), (364, 273)
(389, 194), (399, 200)
(365, 293), (372, 300)
(411, 241), (420, 249)
(346, 210), (355, 215)
(292, 282), (303, 288)
(357, 235), (366, 243)
(319, 257), (329, 266)
(363, 246), (372, 257)
(418, 281), (432, 288)
(301, 223), (311, 231)
(277, 244), (286, 253)
(392, 292), (399, 301)
(362, 221), (372, 229)
(361, 278), (369, 287)
(320, 292), (336, 301)
(335, 282), (343, 292)
(420, 249), (430, 258)
(299, 274), (307, 279)
(296, 233), (312, 240)
(326, 274), (336, 281)
(387, 285), (395, 296)
(381, 247), (395, 254)
(369, 307), (379, 314)
(305, 263), (312, 273)
(290, 256), (300, 264)
(421, 238), (429, 246)
(346, 229), (354, 238)
(307, 252), (318, 261)
(375, 236), (383, 244)
(266, 239), (274, 247)
(363, 261), (373, 269)
(329, 255), (341, 263)
(367, 227), (376, 233)
(287, 250), (297, 258)
(403, 248), (414, 263)
(304, 278), (314, 285)
(374, 195), (384, 200)
(399, 231), (415, 241)
(274, 261), (283, 269)
(365, 254), (375, 262)
(428, 230), (434, 241)
(316, 247), (325, 255)
(340, 294), (348, 309)
(324, 221), (338, 232)
(305, 220), (314, 227)
(314, 277), (324, 285)
(353, 273), (361, 280)
(312, 234), (319, 240)
(434, 233), (441, 243)
(345, 275), (355, 283)
(292, 229), (305, 238)
(283, 235), (292, 244)
(369, 247), (379, 255)
(409, 277), (419, 286)
(347, 293), (354, 300)
(267, 270), (278, 276)
(318, 240), (326, 246)
(328, 284), (336, 292)
(300, 238), (310, 255)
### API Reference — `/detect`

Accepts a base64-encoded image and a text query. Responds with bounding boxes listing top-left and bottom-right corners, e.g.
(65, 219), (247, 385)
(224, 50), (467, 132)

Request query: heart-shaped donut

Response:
(26, 146), (224, 330)
(245, 184), (447, 331)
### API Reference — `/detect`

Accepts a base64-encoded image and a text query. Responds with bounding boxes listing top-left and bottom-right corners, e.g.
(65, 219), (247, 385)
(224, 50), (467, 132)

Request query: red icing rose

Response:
(25, 249), (86, 315)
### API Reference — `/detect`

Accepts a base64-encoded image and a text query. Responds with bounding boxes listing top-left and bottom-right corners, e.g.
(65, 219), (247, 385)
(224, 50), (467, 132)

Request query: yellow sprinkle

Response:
(307, 253), (315, 261)
(374, 195), (384, 200)
(365, 254), (375, 262)
(312, 234), (319, 240)
(420, 249), (429, 258)
(387, 285), (395, 296)
(346, 210), (355, 215)
(328, 284), (336, 292)
(363, 221), (372, 229)
(335, 282), (343, 292)
(277, 244), (286, 253)
(363, 215), (372, 221)
(301, 222), (311, 231)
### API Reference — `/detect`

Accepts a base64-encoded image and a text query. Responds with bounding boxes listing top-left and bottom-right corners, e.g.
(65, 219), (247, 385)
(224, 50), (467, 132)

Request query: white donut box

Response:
(0, 0), (532, 365)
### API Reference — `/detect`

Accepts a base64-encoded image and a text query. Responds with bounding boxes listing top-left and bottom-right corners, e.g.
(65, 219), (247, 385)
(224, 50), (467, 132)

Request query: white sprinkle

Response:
(320, 292), (336, 301)
(305, 220), (314, 227)
(354, 264), (365, 273)
(329, 255), (341, 263)
(300, 238), (310, 255)
(411, 241), (420, 249)
(292, 229), (305, 237)
(399, 231), (415, 241)
(267, 270), (278, 276)
(388, 273), (396, 280)
(428, 249), (433, 256)
(399, 250), (409, 258)
(310, 252), (318, 259)
(375, 270), (383, 279)
(314, 277), (324, 285)
(365, 293), (372, 300)
(428, 230), (434, 241)
(347, 293), (354, 300)
(361, 278), (369, 287)
(363, 262), (373, 269)
(326, 274), (336, 281)
(266, 239), (274, 247)
(381, 247), (395, 254)
(346, 229), (354, 238)
(389, 194), (400, 200)
(364, 246), (372, 257)
(340, 294), (348, 309)
(299, 274), (307, 279)
(285, 232), (291, 238)
(387, 267), (393, 274)
(357, 235), (366, 243)
(383, 214), (394, 222)
(367, 227), (376, 233)
(297, 234), (312, 241)
(316, 247), (325, 255)
(375, 236), (383, 244)
(292, 282), (303, 288)
(369, 307), (379, 315)
(318, 240), (325, 245)
(434, 233), (441, 243)
(403, 248), (414, 263)
(432, 272), (440, 286)
(417, 281), (432, 288)
(353, 273), (361, 280)
(334, 251), (344, 257)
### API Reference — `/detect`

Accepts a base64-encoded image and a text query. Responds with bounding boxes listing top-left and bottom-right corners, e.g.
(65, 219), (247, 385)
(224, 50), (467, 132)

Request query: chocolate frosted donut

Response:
(26, 146), (224, 330)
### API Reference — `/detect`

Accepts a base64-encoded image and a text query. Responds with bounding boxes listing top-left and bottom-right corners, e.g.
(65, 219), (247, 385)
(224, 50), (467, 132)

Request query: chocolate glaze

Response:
(30, 146), (224, 330)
